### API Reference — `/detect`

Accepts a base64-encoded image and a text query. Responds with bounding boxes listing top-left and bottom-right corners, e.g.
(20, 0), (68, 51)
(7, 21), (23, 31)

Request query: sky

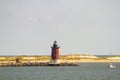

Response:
(0, 0), (120, 55)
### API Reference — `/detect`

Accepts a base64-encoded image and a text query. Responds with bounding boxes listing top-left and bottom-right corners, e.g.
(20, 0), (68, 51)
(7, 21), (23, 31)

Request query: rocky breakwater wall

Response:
(0, 62), (78, 67)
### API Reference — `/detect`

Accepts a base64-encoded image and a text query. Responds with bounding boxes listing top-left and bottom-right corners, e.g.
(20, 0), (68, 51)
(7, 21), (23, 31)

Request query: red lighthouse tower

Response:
(49, 41), (60, 65)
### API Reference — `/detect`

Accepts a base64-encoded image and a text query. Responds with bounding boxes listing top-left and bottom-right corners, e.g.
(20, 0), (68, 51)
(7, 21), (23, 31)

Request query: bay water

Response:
(0, 63), (120, 80)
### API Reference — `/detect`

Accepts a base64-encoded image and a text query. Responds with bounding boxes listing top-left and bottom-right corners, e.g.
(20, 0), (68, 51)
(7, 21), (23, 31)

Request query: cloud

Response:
(25, 16), (39, 25)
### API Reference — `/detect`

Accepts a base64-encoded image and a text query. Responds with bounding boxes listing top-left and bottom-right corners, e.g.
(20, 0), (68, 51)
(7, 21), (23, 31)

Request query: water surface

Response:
(0, 63), (119, 80)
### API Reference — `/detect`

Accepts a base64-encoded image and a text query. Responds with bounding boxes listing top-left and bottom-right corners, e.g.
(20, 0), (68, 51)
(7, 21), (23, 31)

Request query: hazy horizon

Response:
(0, 0), (120, 55)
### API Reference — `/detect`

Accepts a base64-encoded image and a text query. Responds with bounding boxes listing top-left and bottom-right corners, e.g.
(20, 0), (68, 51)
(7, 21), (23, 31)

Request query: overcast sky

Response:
(0, 0), (120, 55)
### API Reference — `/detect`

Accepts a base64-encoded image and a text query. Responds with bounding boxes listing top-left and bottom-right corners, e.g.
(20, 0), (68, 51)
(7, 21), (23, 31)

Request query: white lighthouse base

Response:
(49, 59), (60, 66)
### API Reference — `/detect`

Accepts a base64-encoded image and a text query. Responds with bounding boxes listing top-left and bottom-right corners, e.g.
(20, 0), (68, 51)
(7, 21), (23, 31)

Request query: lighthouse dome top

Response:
(52, 41), (60, 48)
(54, 40), (57, 44)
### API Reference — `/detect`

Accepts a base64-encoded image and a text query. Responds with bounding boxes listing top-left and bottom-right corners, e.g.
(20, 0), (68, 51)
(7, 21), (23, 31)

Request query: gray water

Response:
(0, 63), (120, 80)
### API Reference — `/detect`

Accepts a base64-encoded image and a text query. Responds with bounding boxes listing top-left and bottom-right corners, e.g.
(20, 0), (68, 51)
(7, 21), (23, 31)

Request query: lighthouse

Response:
(49, 41), (60, 65)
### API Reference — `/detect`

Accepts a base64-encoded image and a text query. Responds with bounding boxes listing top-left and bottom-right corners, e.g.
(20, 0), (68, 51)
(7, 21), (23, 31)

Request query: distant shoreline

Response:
(0, 54), (120, 66)
(61, 60), (120, 63)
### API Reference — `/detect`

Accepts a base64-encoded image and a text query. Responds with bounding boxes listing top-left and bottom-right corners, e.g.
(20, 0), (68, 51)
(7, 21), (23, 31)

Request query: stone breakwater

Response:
(0, 62), (78, 67)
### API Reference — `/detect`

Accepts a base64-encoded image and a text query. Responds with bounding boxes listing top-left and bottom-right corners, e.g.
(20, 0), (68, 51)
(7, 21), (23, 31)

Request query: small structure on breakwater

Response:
(48, 41), (78, 66)
(49, 41), (60, 66)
